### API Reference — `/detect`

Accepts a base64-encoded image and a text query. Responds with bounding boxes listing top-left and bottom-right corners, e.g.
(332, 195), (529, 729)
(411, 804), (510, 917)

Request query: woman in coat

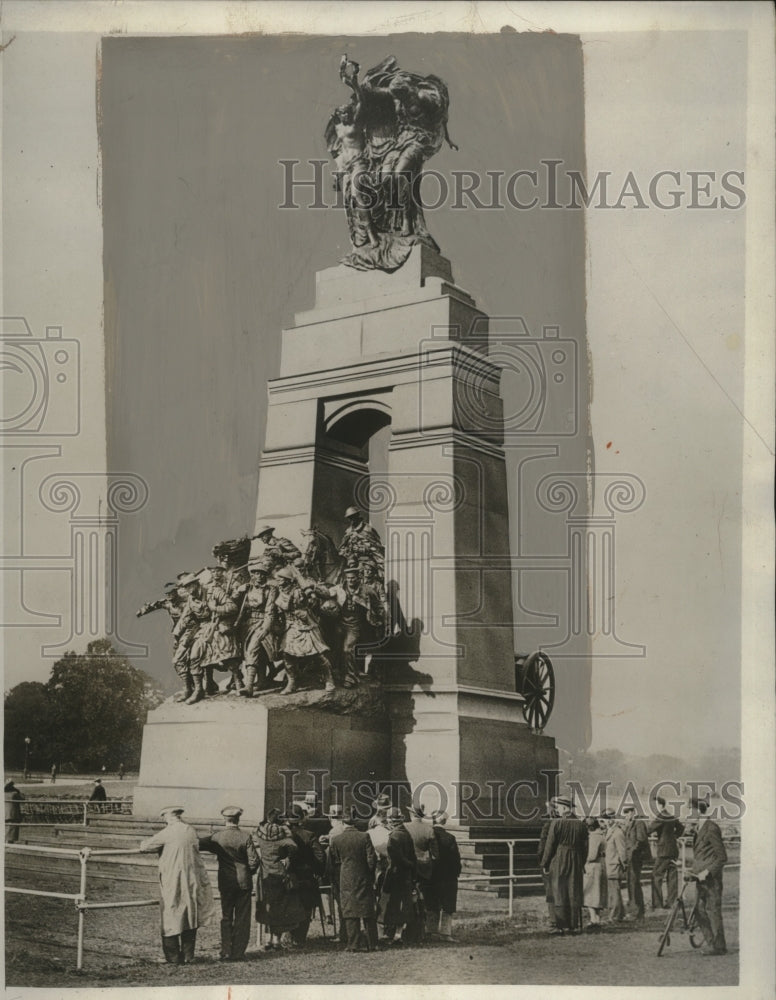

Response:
(582, 816), (608, 931)
(539, 796), (588, 935)
(139, 806), (215, 965)
(252, 810), (307, 949)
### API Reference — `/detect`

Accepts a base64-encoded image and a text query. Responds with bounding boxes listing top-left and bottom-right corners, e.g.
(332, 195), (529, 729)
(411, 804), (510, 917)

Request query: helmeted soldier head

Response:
(344, 506), (363, 526)
(248, 560), (270, 581)
(257, 525), (275, 542)
(359, 559), (376, 581)
(178, 572), (201, 594)
(275, 566), (295, 589)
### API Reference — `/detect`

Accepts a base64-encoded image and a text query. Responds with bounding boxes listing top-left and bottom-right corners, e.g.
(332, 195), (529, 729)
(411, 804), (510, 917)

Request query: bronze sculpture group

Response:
(137, 509), (389, 704)
(325, 54), (457, 272)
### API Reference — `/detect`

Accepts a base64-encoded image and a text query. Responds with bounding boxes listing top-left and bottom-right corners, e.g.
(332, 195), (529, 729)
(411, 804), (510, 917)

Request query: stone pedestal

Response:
(133, 686), (391, 823)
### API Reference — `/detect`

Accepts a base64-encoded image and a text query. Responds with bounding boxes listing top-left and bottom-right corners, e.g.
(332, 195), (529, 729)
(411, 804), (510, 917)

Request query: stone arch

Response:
(323, 395), (392, 449)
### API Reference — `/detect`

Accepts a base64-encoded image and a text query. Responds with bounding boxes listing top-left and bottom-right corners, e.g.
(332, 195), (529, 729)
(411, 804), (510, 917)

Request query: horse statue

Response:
(300, 526), (344, 586)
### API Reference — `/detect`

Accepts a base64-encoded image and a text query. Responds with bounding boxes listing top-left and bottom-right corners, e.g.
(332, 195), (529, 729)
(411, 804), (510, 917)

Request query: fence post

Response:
(83, 802), (88, 828)
(76, 847), (90, 971)
(507, 840), (515, 918)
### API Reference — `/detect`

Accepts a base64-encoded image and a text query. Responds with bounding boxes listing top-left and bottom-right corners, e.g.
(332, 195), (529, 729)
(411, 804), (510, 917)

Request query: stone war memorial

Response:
(134, 55), (559, 826)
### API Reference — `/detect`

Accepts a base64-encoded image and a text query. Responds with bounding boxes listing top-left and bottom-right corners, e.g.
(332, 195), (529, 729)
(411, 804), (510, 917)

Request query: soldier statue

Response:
(234, 558), (284, 697)
(272, 568), (337, 695)
(256, 525), (302, 573)
(338, 507), (385, 582)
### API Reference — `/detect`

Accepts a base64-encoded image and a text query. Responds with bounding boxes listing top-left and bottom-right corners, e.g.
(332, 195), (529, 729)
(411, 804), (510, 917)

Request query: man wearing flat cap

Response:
(688, 794), (728, 955)
(199, 807), (259, 961)
(139, 807), (215, 964)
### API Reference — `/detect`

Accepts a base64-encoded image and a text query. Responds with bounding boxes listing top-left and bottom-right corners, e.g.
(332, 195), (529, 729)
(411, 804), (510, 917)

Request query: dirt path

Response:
(6, 892), (739, 988)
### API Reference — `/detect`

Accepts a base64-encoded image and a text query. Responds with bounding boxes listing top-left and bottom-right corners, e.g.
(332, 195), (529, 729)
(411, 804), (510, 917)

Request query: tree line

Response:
(4, 639), (165, 772)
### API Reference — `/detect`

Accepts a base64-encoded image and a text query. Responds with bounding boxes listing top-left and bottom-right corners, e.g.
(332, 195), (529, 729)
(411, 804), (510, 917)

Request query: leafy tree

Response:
(3, 681), (54, 769)
(4, 640), (165, 772)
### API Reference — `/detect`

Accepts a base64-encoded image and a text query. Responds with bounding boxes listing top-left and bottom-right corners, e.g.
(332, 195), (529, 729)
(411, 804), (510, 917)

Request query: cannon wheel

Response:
(517, 651), (555, 731)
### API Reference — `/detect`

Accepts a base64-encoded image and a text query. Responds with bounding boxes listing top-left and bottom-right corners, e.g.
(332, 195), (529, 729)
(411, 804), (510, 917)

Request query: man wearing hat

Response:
(89, 778), (107, 813)
(323, 804), (348, 944)
(5, 780), (24, 844)
(301, 792), (332, 839)
(338, 508), (385, 581)
(284, 804), (327, 946)
(329, 807), (379, 951)
(540, 796), (588, 935)
(602, 809), (627, 922)
(688, 794), (728, 955)
(256, 525), (302, 572)
(139, 807), (215, 964)
(622, 804), (650, 921)
(379, 807), (420, 945)
(198, 807), (259, 961)
(369, 793), (392, 830)
(427, 810), (462, 942)
(404, 803), (438, 939)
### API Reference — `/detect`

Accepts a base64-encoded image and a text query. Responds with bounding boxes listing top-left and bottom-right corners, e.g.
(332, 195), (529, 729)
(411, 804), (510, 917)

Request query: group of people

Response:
(137, 509), (391, 705)
(538, 793), (728, 956)
(138, 793), (462, 964)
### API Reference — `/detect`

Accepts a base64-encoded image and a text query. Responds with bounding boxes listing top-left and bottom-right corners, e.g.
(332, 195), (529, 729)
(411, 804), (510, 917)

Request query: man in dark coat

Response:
(198, 806), (259, 961)
(285, 805), (327, 945)
(5, 780), (24, 844)
(403, 804), (438, 938)
(379, 807), (420, 945)
(622, 804), (650, 920)
(648, 796), (685, 908)
(89, 778), (107, 813)
(540, 795), (588, 935)
(329, 807), (378, 951)
(427, 810), (462, 941)
(689, 794), (728, 955)
(537, 799), (557, 926)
